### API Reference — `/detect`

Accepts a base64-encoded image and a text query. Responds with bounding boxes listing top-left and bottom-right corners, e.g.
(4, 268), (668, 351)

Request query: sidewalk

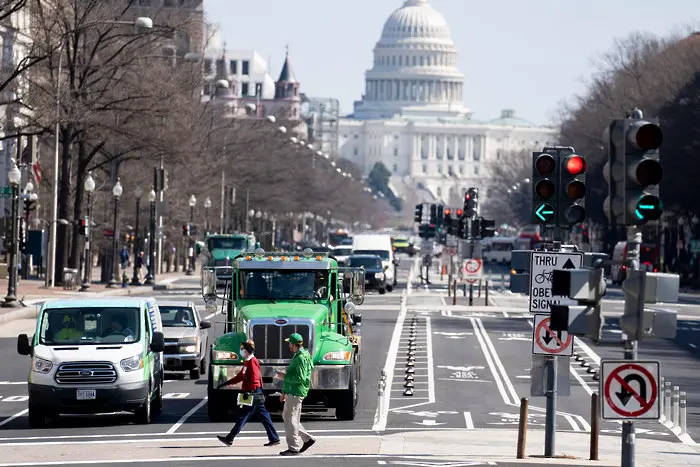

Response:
(0, 268), (190, 324)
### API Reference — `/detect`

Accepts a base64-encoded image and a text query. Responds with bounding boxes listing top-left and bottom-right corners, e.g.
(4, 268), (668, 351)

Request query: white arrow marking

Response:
(433, 332), (473, 337)
(437, 365), (484, 372)
(412, 419), (446, 426)
(163, 393), (190, 399)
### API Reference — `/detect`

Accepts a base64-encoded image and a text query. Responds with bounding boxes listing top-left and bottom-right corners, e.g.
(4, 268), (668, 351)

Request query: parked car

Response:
(157, 300), (211, 380)
(345, 254), (388, 294)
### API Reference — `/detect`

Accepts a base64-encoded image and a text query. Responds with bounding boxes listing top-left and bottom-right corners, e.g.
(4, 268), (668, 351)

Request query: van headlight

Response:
(323, 351), (351, 361)
(213, 351), (238, 361)
(120, 355), (144, 372)
(31, 357), (53, 374)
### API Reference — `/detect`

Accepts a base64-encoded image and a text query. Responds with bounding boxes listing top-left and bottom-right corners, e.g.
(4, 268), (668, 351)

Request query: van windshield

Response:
(40, 307), (141, 345)
(354, 249), (390, 261)
(208, 237), (246, 250)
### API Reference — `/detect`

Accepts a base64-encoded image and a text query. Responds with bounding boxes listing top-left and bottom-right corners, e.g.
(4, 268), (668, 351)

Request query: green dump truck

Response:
(201, 248), (366, 421)
(199, 233), (256, 283)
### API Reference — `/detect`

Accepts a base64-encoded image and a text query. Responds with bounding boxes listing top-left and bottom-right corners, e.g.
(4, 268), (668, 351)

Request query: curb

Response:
(0, 305), (40, 324)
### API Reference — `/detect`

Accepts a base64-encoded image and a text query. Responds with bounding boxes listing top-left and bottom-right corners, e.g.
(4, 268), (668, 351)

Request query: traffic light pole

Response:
(544, 228), (563, 458)
(622, 227), (642, 467)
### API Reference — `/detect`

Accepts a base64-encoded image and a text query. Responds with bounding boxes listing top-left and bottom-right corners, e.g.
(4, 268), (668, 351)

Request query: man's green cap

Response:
(285, 333), (303, 345)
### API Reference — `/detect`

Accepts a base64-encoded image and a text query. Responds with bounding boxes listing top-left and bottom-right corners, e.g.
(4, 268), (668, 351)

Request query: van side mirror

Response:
(200, 321), (212, 329)
(151, 332), (165, 352)
(17, 334), (31, 356)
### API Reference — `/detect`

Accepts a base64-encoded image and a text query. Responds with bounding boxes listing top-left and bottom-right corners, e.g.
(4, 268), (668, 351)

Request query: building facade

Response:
(338, 0), (558, 206)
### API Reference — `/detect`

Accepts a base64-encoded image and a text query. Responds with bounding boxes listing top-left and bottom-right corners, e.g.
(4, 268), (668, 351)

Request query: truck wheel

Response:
(190, 367), (201, 380)
(135, 386), (152, 424)
(386, 285), (394, 292)
(378, 287), (386, 295)
(335, 364), (357, 421)
(27, 402), (47, 428)
(207, 371), (227, 422)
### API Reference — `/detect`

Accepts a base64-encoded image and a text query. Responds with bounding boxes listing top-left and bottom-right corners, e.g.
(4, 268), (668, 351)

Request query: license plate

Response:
(76, 389), (96, 400)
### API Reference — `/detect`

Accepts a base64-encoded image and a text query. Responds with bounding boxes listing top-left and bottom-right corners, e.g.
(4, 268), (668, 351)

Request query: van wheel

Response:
(152, 382), (163, 417)
(190, 367), (201, 380)
(135, 386), (152, 424)
(27, 403), (47, 428)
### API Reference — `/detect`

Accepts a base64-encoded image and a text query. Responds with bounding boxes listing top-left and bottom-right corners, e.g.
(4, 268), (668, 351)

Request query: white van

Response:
(352, 233), (396, 291)
(481, 237), (516, 264)
(17, 297), (166, 427)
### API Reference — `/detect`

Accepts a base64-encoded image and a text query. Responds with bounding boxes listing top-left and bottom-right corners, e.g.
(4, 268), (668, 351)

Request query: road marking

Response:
(204, 311), (218, 320)
(464, 411), (474, 429)
(0, 382), (25, 386)
(389, 316), (436, 412)
(470, 317), (510, 405)
(162, 393), (189, 399)
(165, 397), (208, 434)
(0, 409), (28, 428)
(0, 396), (28, 402)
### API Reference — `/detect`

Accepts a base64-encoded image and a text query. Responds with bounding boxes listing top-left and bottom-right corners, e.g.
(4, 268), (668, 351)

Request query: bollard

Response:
(664, 382), (672, 422)
(478, 280), (482, 298)
(469, 284), (473, 306)
(463, 283), (467, 296)
(377, 380), (385, 416)
(447, 279), (452, 297)
(453, 280), (457, 306)
(672, 386), (680, 427)
(659, 377), (665, 421)
(590, 393), (599, 460)
(485, 280), (489, 306)
(441, 265), (445, 279)
(680, 391), (687, 435)
(516, 397), (528, 459)
(501, 273), (505, 289)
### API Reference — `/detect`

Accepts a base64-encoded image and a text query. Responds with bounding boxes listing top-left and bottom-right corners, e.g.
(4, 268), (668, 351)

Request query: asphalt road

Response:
(0, 257), (698, 466)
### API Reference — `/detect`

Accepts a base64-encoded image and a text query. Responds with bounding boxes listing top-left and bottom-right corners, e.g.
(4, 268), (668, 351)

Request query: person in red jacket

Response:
(217, 340), (280, 446)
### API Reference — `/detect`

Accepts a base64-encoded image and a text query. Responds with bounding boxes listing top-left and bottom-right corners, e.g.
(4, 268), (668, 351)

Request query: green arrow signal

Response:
(535, 203), (555, 222)
(634, 195), (663, 221)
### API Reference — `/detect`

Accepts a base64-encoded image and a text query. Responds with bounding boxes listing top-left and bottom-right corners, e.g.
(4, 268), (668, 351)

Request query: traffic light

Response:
(549, 268), (606, 340)
(464, 188), (478, 219)
(532, 152), (557, 224)
(624, 119), (663, 224)
(429, 204), (437, 224)
(436, 205), (444, 227)
(479, 218), (496, 238)
(78, 217), (89, 236)
(182, 224), (190, 237)
(559, 153), (587, 225)
(413, 204), (423, 223)
(620, 270), (679, 340)
(443, 208), (453, 234)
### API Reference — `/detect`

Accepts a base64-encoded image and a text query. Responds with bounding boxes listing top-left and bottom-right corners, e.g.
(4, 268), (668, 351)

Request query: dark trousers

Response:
(226, 390), (279, 442)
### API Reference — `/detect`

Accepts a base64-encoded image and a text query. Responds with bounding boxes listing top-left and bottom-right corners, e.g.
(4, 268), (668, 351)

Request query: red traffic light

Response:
(456, 208), (463, 216)
(535, 154), (556, 175)
(444, 208), (451, 216)
(465, 193), (470, 200)
(565, 155), (586, 175)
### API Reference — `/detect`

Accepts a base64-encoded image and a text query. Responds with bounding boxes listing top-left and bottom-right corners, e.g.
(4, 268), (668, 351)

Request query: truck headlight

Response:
(31, 357), (53, 374)
(213, 351), (238, 360)
(120, 355), (144, 372)
(184, 345), (197, 353)
(323, 351), (351, 361)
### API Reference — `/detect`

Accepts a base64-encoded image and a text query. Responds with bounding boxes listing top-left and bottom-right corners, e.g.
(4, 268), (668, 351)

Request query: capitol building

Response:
(338, 0), (559, 207)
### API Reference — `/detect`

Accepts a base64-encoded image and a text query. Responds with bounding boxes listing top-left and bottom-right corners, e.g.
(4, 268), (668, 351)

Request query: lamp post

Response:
(144, 187), (157, 285)
(2, 161), (22, 307)
(106, 179), (123, 288)
(187, 194), (196, 275)
(131, 185), (143, 285)
(80, 172), (95, 290)
(204, 197), (211, 234)
(47, 17), (154, 288)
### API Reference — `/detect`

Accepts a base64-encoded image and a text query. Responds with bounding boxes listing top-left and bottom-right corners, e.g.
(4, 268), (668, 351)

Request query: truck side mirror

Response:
(151, 332), (165, 352)
(350, 268), (365, 306)
(17, 334), (31, 356)
(201, 267), (218, 299)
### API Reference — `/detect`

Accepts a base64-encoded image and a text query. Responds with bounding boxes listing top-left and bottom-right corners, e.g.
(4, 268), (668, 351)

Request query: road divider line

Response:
(0, 409), (28, 429)
(470, 317), (511, 405)
(576, 415), (591, 432)
(425, 316), (435, 404)
(464, 411), (475, 429)
(165, 397), (208, 434)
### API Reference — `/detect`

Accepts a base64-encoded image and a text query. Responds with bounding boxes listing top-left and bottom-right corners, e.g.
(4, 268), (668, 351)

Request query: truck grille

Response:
(55, 362), (118, 385)
(252, 324), (312, 361)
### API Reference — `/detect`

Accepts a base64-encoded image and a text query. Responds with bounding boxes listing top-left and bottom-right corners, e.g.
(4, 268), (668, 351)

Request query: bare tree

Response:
(481, 150), (532, 227)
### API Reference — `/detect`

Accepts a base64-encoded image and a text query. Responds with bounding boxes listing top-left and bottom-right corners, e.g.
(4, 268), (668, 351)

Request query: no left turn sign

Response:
(601, 360), (660, 420)
(531, 314), (574, 356)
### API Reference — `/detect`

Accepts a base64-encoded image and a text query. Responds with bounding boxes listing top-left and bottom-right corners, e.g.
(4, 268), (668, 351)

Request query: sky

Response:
(203, 0), (699, 126)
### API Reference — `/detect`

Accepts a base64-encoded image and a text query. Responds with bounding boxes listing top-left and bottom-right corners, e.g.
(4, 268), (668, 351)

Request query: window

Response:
(40, 307), (141, 345)
(203, 59), (212, 74)
(474, 167), (479, 175)
(353, 148), (358, 156)
(208, 237), (246, 251)
(203, 83), (211, 95)
(242, 60), (249, 75)
(422, 164), (427, 173)
(446, 148), (453, 160)
(160, 306), (196, 328)
(230, 60), (237, 74)
(436, 187), (442, 197)
(240, 270), (329, 300)
(241, 82), (249, 96)
(458, 149), (465, 160)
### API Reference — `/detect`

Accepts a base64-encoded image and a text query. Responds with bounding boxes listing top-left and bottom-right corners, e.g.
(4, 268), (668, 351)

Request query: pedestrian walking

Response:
(216, 340), (280, 447)
(277, 333), (315, 456)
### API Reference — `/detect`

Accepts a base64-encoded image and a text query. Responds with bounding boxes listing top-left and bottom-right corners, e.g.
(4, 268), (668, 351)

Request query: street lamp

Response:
(2, 160), (22, 307)
(106, 179), (123, 288)
(186, 194), (196, 275)
(80, 172), (95, 291)
(47, 16), (155, 288)
(204, 196), (211, 233)
(144, 187), (157, 285)
(131, 185), (143, 285)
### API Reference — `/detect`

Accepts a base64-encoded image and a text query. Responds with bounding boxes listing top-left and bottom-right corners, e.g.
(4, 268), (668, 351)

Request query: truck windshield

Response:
(159, 306), (196, 327)
(240, 270), (329, 300)
(354, 249), (390, 261)
(348, 257), (382, 269)
(39, 307), (141, 345)
(208, 237), (246, 250)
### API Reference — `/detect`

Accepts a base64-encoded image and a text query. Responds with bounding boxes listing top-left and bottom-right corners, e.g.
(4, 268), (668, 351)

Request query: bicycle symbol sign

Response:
(528, 251), (583, 313)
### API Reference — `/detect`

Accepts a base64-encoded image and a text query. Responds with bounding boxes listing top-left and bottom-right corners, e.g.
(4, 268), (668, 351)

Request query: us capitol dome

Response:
(337, 0), (559, 208)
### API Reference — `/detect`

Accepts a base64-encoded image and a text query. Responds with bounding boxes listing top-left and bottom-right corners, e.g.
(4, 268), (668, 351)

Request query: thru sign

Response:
(528, 251), (583, 313)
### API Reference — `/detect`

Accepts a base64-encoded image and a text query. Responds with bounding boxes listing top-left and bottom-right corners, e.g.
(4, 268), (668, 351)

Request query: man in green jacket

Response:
(278, 333), (315, 456)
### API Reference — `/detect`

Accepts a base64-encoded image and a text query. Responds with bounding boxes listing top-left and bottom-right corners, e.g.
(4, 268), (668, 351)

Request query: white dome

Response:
(379, 0), (454, 47)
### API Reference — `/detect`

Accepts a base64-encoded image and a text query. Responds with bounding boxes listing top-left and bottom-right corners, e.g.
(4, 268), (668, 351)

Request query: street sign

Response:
(463, 258), (483, 284)
(601, 360), (660, 420)
(531, 354), (570, 397)
(532, 314), (574, 356)
(103, 229), (114, 238)
(528, 251), (583, 313)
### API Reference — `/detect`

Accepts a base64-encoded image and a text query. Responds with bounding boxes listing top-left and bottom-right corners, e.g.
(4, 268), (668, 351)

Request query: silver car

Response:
(158, 300), (211, 380)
